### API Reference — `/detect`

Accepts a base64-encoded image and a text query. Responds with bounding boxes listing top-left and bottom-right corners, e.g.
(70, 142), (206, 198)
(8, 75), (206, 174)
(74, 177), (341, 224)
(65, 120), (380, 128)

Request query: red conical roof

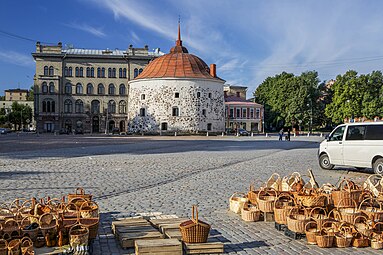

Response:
(135, 23), (222, 80)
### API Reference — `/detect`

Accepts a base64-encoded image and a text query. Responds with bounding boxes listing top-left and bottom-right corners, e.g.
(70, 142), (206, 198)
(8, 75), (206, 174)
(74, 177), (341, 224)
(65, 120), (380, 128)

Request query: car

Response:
(0, 128), (7, 134)
(238, 128), (249, 136)
(112, 127), (120, 134)
(318, 122), (383, 174)
(74, 128), (84, 134)
(225, 128), (235, 135)
(59, 128), (70, 135)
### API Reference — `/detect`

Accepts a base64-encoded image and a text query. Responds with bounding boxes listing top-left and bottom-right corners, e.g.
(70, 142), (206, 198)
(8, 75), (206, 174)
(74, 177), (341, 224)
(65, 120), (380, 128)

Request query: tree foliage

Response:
(254, 71), (322, 130)
(325, 70), (383, 123)
(8, 102), (32, 130)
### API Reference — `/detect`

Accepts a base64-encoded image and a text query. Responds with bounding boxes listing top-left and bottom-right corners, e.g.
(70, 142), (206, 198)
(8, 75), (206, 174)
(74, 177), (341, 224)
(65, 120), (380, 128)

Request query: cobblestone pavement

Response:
(0, 133), (377, 254)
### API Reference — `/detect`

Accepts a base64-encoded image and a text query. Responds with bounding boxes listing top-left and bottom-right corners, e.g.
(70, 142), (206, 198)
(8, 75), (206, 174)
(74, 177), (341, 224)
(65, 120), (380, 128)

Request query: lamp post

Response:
(104, 106), (109, 135)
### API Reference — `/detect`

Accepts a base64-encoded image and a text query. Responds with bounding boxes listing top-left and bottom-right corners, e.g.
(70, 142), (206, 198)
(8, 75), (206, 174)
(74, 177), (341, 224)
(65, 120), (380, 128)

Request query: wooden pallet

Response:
(112, 218), (164, 248)
(135, 239), (182, 255)
(284, 228), (306, 240)
(183, 238), (224, 254)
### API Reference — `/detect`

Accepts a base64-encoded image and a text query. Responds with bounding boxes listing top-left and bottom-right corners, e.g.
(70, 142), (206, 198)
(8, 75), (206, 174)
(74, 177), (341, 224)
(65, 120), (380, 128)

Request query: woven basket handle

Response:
(336, 197), (357, 210)
(358, 197), (374, 211)
(21, 236), (33, 247)
(309, 207), (327, 219)
(191, 205), (199, 224)
(305, 221), (317, 232)
(76, 188), (85, 195)
(353, 215), (369, 226)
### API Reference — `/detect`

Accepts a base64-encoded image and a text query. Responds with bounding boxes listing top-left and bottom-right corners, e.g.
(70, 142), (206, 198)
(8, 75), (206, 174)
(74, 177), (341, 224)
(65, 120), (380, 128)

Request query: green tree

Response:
(26, 85), (34, 101)
(254, 71), (321, 131)
(8, 102), (32, 130)
(325, 70), (383, 123)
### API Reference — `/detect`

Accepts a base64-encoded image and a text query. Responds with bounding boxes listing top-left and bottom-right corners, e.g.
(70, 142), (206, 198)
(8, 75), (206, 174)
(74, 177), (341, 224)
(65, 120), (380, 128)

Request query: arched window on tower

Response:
(49, 66), (54, 76)
(87, 83), (93, 95)
(134, 68), (139, 78)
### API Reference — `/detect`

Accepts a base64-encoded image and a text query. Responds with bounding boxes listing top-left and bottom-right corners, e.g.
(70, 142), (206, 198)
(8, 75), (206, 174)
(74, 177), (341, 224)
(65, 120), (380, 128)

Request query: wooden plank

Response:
(119, 231), (164, 248)
(116, 225), (159, 240)
(112, 219), (149, 234)
(164, 229), (183, 240)
(135, 239), (182, 254)
(159, 223), (182, 233)
(184, 241), (224, 254)
(149, 218), (188, 228)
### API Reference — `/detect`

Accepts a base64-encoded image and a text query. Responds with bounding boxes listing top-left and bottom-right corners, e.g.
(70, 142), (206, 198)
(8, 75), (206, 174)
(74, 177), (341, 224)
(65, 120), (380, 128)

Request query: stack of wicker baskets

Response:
(229, 171), (383, 250)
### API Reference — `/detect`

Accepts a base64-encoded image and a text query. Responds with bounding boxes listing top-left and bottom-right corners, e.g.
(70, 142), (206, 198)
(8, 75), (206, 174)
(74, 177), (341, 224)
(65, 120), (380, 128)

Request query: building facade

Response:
(32, 42), (161, 133)
(224, 85), (264, 133)
(128, 25), (225, 133)
(1, 89), (34, 130)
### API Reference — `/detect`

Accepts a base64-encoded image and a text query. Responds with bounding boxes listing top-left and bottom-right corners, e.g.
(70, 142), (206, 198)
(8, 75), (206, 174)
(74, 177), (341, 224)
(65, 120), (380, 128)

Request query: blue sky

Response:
(1, 0), (383, 97)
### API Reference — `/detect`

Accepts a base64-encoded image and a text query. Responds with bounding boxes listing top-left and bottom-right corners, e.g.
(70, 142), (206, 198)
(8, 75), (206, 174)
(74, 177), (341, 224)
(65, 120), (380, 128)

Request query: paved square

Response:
(0, 133), (376, 254)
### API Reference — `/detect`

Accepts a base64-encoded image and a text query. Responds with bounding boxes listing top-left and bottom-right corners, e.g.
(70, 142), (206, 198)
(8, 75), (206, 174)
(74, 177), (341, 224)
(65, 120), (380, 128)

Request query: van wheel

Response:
(373, 158), (383, 175)
(319, 154), (334, 170)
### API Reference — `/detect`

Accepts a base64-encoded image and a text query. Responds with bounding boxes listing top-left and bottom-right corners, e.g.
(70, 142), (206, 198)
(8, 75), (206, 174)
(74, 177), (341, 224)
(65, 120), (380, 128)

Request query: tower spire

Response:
(176, 16), (182, 46)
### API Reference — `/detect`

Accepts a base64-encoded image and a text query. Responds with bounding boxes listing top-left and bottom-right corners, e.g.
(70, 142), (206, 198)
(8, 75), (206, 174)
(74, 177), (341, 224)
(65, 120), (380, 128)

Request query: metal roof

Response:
(62, 49), (126, 56)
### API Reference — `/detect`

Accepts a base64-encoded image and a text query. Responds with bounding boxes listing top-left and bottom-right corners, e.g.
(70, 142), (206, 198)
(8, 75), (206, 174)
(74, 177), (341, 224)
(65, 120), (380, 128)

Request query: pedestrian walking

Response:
(278, 128), (284, 141)
(287, 129), (291, 141)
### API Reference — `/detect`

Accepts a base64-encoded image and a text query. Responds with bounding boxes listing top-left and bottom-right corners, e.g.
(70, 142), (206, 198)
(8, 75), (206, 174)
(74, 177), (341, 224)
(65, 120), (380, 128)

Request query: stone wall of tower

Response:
(128, 78), (225, 133)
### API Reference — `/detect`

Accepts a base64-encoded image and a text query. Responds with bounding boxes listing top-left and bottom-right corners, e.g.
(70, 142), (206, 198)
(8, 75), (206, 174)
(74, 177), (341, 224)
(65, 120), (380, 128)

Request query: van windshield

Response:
(329, 126), (345, 141)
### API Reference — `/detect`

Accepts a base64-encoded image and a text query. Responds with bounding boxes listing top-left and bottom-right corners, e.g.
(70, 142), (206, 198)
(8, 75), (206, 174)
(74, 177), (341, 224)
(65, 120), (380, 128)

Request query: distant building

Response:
(32, 42), (162, 133)
(5, 89), (29, 101)
(1, 88), (35, 130)
(224, 85), (263, 133)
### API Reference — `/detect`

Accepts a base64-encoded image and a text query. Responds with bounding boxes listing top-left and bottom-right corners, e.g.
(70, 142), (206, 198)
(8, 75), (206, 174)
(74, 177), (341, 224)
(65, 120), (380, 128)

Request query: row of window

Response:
(41, 82), (126, 95)
(42, 99), (127, 114)
(227, 108), (261, 119)
(44, 65), (143, 78)
(138, 107), (206, 117)
(140, 92), (212, 100)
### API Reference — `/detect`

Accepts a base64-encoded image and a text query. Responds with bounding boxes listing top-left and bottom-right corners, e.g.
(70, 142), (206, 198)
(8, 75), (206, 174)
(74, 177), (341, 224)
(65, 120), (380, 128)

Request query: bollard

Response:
(265, 133), (268, 137)
(236, 133), (239, 137)
(222, 132), (224, 137)
(320, 133), (323, 137)
(294, 133), (296, 137)
(206, 132), (209, 137)
(175, 131), (177, 136)
(307, 132), (310, 137)
(251, 132), (254, 137)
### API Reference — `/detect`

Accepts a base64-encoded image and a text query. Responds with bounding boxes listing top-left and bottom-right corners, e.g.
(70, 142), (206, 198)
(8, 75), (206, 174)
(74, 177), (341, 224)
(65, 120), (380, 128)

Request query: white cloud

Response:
(65, 22), (106, 38)
(130, 31), (140, 44)
(0, 50), (34, 67)
(84, 0), (383, 97)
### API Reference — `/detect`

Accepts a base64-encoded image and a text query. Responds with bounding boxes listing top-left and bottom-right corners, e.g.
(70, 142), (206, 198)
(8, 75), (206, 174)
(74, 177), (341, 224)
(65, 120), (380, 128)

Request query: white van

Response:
(318, 122), (383, 174)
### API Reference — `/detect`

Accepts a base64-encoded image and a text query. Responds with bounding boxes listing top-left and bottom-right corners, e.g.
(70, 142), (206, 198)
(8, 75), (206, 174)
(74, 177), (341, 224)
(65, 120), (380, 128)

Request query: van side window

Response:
(346, 126), (366, 141)
(365, 125), (383, 140)
(329, 126), (345, 141)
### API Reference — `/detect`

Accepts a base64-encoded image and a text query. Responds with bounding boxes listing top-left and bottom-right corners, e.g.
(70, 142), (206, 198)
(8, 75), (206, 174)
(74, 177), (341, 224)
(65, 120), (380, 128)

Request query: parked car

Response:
(0, 128), (7, 134)
(318, 122), (383, 174)
(59, 128), (70, 135)
(112, 127), (120, 134)
(238, 128), (249, 136)
(74, 128), (84, 134)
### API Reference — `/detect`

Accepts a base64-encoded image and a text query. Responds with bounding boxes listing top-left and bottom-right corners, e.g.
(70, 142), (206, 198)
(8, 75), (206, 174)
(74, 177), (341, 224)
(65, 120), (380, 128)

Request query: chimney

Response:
(210, 64), (216, 77)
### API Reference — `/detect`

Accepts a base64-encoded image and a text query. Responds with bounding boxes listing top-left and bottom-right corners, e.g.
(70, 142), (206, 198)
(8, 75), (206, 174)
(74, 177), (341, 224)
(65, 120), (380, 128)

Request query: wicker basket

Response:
(337, 199), (362, 224)
(371, 238), (383, 250)
(295, 189), (327, 207)
(229, 193), (248, 214)
(247, 183), (260, 205)
(274, 193), (296, 224)
(20, 236), (33, 254)
(257, 189), (277, 213)
(332, 179), (362, 208)
(352, 232), (369, 248)
(353, 215), (373, 237)
(180, 205), (210, 243)
(79, 218), (99, 240)
(68, 188), (92, 204)
(281, 172), (301, 192)
(69, 224), (89, 247)
(20, 217), (39, 242)
(316, 229), (334, 248)
(8, 239), (21, 255)
(305, 221), (319, 245)
(286, 208), (310, 234)
(359, 197), (383, 221)
(39, 213), (58, 236)
(0, 239), (7, 255)
(241, 203), (261, 222)
(80, 201), (98, 219)
(264, 173), (281, 191)
(3, 219), (20, 238)
(334, 223), (353, 248)
(363, 174), (382, 197)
